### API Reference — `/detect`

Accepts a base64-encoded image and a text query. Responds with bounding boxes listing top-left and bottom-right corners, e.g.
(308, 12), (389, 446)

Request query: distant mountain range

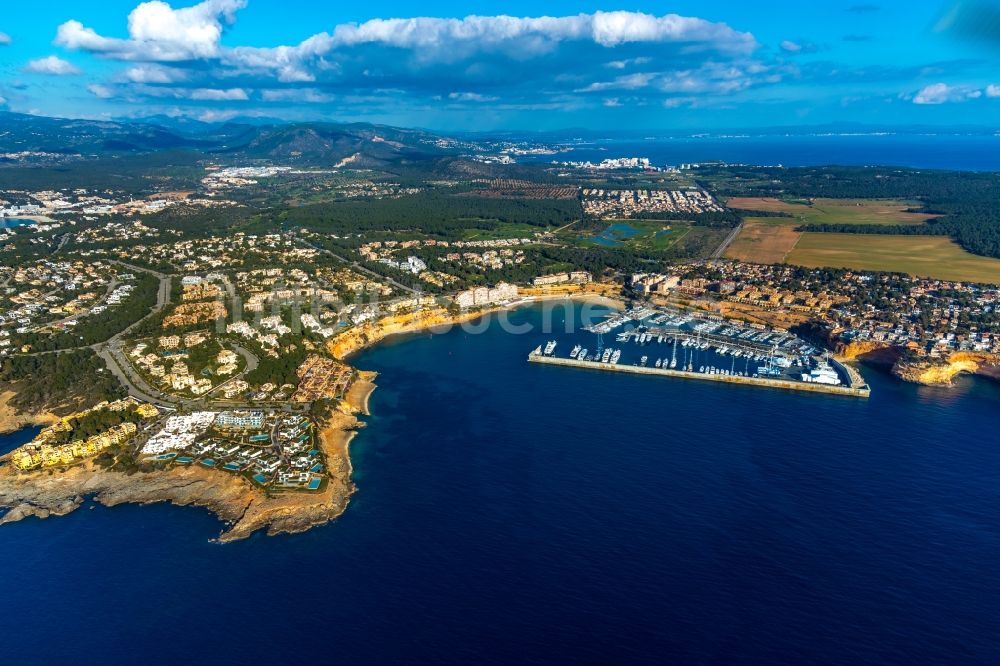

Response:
(3, 111), (997, 170)
(0, 111), (454, 166)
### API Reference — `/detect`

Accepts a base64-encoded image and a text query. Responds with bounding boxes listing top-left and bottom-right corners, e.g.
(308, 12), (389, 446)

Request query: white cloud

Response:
(260, 88), (332, 103)
(24, 55), (82, 76)
(603, 97), (622, 107)
(197, 108), (241, 122)
(323, 11), (756, 55)
(87, 84), (114, 98)
(189, 87), (248, 100)
(582, 62), (776, 95)
(448, 91), (499, 102)
(779, 39), (817, 54)
(912, 82), (981, 105)
(59, 7), (756, 74)
(987, 84), (1000, 98)
(97, 84), (248, 101)
(0, 32), (11, 45)
(52, 5), (768, 113)
(124, 64), (186, 83)
(56, 0), (246, 61)
(606, 57), (651, 69)
(581, 72), (658, 92)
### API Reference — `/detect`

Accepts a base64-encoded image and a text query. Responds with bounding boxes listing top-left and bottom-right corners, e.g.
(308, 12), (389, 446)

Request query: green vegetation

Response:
(14, 273), (159, 352)
(0, 350), (125, 410)
(47, 406), (142, 445)
(245, 347), (307, 387)
(280, 193), (582, 236)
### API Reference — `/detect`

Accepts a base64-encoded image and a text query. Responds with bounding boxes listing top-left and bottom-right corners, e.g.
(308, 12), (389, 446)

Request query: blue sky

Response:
(1, 0), (999, 129)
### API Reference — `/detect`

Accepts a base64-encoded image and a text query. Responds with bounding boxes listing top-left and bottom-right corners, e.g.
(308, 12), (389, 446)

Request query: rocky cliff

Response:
(328, 306), (495, 360)
(892, 352), (1000, 386)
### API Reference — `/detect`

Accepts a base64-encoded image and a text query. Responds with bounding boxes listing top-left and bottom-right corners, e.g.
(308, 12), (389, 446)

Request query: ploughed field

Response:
(724, 217), (802, 264)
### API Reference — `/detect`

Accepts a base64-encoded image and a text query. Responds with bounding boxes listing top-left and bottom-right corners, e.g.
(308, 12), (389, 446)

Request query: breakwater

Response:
(528, 352), (871, 398)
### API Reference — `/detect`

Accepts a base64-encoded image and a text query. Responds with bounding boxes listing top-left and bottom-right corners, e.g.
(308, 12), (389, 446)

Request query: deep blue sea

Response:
(527, 134), (1000, 171)
(2, 302), (1000, 664)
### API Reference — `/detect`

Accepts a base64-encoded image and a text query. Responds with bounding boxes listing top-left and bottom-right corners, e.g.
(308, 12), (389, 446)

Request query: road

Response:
(711, 222), (744, 261)
(97, 342), (180, 408)
(293, 234), (420, 295)
(4, 256), (309, 413)
(52, 232), (71, 254)
(5, 260), (171, 358)
(39, 277), (119, 331)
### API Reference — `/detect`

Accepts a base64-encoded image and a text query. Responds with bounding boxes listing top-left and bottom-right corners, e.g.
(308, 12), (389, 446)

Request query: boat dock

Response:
(527, 349), (871, 398)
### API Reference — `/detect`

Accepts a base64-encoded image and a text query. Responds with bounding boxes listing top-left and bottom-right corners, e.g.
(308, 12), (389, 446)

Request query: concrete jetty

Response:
(528, 351), (871, 398)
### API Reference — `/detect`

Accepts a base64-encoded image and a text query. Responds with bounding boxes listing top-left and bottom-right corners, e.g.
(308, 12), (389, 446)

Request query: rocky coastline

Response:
(890, 352), (1000, 386)
(835, 341), (1000, 387)
(0, 372), (378, 542)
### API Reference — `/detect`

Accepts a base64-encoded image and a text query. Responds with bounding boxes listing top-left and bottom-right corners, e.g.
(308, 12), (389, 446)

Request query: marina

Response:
(533, 305), (870, 397)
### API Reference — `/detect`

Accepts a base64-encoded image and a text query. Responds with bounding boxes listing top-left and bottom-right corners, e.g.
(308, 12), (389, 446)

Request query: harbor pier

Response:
(528, 350), (871, 398)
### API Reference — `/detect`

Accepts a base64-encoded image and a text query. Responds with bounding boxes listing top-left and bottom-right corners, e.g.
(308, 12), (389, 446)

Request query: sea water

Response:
(1, 302), (999, 663)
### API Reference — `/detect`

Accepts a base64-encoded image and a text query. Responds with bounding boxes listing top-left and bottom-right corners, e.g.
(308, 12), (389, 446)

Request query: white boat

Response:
(543, 340), (557, 356)
(569, 344), (582, 359)
(601, 348), (612, 363)
(578, 348), (589, 361)
(610, 349), (622, 364)
(802, 362), (841, 385)
(639, 355), (648, 366)
(655, 358), (663, 368)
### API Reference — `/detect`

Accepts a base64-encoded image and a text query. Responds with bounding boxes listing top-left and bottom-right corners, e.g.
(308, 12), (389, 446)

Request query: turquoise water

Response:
(1, 302), (1000, 662)
(0, 218), (36, 230)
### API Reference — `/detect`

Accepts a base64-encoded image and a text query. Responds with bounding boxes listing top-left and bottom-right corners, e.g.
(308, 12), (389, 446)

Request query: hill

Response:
(0, 112), (454, 166)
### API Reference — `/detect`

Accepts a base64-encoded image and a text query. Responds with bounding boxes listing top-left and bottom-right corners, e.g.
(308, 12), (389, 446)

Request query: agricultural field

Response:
(786, 233), (1000, 284)
(726, 197), (936, 226)
(724, 217), (801, 264)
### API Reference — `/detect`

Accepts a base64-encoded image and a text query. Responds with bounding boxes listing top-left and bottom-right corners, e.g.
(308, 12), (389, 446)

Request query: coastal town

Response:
(2, 148), (999, 543)
(7, 5), (1000, 660)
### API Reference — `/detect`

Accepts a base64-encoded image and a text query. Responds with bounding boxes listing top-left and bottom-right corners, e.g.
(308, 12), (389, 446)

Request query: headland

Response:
(0, 372), (376, 542)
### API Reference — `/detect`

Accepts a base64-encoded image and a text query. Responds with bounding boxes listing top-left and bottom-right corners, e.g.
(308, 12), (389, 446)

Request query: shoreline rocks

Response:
(0, 372), (378, 542)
